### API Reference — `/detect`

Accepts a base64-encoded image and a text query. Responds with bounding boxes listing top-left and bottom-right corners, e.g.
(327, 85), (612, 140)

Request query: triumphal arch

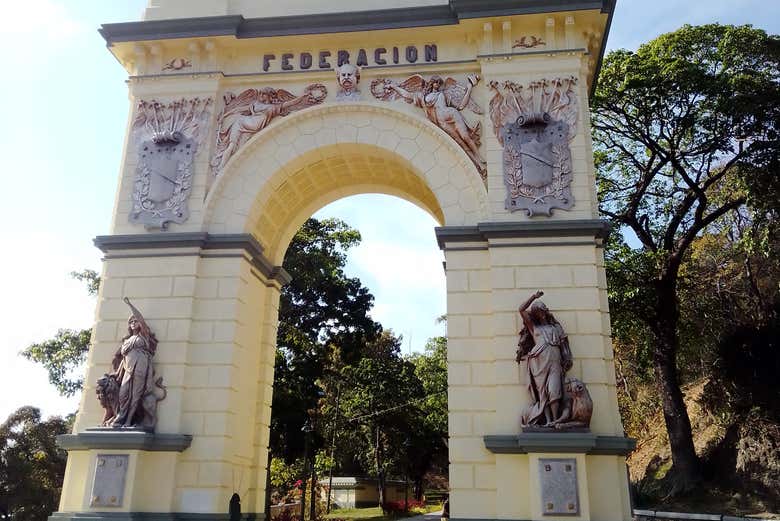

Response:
(53, 1), (635, 520)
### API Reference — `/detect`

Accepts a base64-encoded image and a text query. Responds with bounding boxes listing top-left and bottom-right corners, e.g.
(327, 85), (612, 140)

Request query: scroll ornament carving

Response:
(370, 74), (487, 179)
(513, 36), (546, 49)
(489, 77), (579, 216)
(130, 97), (212, 229)
(162, 57), (192, 71)
(210, 84), (328, 177)
(516, 291), (593, 430)
(97, 298), (167, 431)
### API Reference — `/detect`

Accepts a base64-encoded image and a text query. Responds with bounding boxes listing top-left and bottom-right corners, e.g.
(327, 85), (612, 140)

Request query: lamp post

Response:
(309, 389), (325, 521)
(325, 383), (341, 514)
(300, 419), (313, 521)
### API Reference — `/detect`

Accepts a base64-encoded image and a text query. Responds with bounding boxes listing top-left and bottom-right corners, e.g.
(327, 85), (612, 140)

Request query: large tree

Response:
(328, 331), (426, 507)
(406, 336), (448, 498)
(592, 24), (779, 488)
(271, 218), (382, 462)
(0, 407), (68, 521)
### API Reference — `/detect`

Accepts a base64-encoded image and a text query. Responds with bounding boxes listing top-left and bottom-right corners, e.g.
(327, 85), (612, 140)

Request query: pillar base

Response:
(49, 513), (263, 521)
(483, 433), (635, 455)
(57, 431), (193, 452)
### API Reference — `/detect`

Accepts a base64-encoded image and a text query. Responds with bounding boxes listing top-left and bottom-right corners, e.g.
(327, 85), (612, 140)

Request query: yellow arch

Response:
(203, 102), (489, 263)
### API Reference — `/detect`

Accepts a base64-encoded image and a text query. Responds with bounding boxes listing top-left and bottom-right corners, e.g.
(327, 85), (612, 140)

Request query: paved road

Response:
(402, 511), (443, 521)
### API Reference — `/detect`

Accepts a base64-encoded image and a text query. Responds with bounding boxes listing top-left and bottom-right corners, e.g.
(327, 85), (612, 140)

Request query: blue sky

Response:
(0, 0), (777, 420)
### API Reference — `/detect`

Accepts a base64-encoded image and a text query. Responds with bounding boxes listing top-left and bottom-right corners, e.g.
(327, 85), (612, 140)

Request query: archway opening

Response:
(199, 103), (486, 515)
(267, 193), (449, 516)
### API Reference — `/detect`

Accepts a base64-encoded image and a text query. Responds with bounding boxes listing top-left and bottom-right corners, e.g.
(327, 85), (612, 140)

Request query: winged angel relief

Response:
(211, 84), (327, 176)
(130, 97), (212, 229)
(489, 77), (579, 216)
(371, 74), (486, 178)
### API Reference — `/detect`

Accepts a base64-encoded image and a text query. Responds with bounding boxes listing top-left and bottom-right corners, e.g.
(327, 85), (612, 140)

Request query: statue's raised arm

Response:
(123, 297), (145, 325)
(518, 290), (544, 334)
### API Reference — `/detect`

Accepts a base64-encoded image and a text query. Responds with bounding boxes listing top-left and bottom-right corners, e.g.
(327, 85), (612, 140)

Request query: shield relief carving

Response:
(489, 78), (579, 217)
(129, 98), (212, 230)
(501, 116), (573, 216)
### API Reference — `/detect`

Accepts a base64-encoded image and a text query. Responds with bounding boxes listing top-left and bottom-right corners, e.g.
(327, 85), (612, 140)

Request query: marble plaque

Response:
(90, 454), (129, 507)
(538, 458), (579, 516)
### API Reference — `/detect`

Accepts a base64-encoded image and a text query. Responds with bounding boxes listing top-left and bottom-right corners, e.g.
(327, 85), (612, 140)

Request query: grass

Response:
(325, 504), (443, 521)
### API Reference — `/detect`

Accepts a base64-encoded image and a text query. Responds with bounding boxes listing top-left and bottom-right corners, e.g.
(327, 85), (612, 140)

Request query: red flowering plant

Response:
(383, 500), (426, 516)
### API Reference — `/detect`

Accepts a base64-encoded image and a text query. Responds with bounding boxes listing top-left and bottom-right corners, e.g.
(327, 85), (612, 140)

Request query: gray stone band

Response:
(50, 513), (262, 521)
(99, 1), (613, 43)
(483, 433), (636, 456)
(434, 219), (611, 249)
(57, 432), (193, 452)
(94, 233), (292, 286)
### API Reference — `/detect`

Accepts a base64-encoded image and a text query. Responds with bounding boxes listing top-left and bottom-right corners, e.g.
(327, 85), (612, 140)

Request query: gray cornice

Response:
(57, 431), (193, 452)
(592, 0), (616, 97)
(99, 0), (614, 97)
(450, 0), (611, 18)
(99, 1), (613, 43)
(50, 513), (262, 521)
(435, 219), (611, 249)
(483, 433), (636, 455)
(94, 233), (292, 286)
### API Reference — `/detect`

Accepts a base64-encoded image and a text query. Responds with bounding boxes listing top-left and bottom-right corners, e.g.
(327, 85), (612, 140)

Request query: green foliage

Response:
(20, 270), (100, 397)
(0, 407), (68, 521)
(314, 451), (336, 475)
(409, 336), (447, 436)
(334, 331), (424, 474)
(595, 23), (780, 484)
(318, 331), (448, 501)
(21, 328), (92, 397)
(593, 24), (778, 258)
(70, 269), (100, 297)
(272, 217), (382, 462)
(270, 457), (304, 489)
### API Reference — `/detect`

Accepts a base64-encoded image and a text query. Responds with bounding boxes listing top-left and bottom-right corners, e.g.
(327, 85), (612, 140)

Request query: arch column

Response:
(439, 221), (633, 521)
(57, 234), (287, 516)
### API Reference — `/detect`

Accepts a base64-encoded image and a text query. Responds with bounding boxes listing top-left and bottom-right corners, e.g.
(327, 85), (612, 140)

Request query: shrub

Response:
(383, 500), (426, 516)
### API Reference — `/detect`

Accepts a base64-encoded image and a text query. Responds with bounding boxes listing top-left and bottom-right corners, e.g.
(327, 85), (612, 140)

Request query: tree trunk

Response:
(375, 425), (386, 509)
(650, 278), (702, 490)
(413, 476), (424, 501)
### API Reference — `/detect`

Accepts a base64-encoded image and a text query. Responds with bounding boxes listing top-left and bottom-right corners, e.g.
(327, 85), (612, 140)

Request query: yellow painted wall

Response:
(60, 4), (630, 520)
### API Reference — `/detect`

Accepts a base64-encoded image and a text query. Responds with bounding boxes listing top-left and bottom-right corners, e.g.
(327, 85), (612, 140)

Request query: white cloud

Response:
(316, 194), (447, 353)
(0, 0), (84, 41)
(350, 241), (445, 293)
(0, 229), (100, 420)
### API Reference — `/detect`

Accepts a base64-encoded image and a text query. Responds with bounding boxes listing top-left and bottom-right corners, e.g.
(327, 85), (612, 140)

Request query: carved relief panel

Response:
(490, 77), (579, 216)
(210, 84), (327, 177)
(370, 74), (486, 179)
(130, 97), (212, 229)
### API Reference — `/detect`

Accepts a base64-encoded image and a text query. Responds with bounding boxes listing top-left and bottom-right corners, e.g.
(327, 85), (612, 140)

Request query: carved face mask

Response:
(337, 64), (360, 92)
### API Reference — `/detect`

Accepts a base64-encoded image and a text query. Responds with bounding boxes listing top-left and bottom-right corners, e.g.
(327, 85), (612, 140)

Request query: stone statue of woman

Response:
(516, 290), (573, 427)
(108, 297), (165, 431)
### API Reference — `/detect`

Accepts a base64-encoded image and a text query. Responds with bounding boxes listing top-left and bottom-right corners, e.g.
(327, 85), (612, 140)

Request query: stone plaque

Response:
(90, 454), (129, 507)
(538, 458), (579, 516)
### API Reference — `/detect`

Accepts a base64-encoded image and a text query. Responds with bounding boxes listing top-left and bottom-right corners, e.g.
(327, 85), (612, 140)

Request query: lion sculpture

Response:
(96, 373), (120, 426)
(551, 377), (593, 430)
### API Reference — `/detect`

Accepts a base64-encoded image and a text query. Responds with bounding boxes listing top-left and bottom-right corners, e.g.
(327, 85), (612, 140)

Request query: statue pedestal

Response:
(51, 431), (193, 519)
(484, 433), (635, 521)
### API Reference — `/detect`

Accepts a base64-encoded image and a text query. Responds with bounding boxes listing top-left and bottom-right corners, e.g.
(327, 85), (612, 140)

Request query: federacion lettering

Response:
(261, 44), (437, 72)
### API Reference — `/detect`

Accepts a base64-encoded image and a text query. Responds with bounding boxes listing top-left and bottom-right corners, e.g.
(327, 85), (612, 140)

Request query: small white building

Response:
(320, 477), (409, 509)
